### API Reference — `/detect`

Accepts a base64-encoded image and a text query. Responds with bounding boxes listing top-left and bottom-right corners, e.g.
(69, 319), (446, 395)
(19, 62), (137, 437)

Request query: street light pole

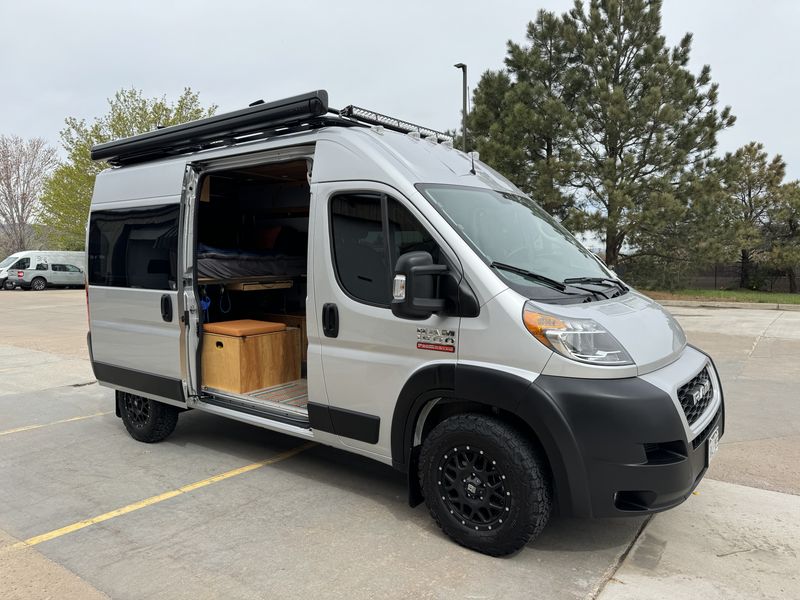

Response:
(454, 63), (467, 152)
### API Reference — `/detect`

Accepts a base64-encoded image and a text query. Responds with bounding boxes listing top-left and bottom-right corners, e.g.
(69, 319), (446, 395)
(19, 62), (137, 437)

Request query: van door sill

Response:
(199, 389), (310, 428)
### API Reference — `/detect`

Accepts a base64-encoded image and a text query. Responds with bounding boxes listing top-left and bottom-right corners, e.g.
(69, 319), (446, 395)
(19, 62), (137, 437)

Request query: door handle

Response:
(322, 303), (339, 338)
(161, 294), (173, 322)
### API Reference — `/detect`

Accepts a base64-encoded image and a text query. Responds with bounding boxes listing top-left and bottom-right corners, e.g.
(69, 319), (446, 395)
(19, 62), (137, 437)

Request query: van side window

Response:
(88, 205), (180, 290)
(34, 261), (48, 271)
(330, 194), (388, 305)
(330, 193), (441, 307)
(11, 257), (29, 270)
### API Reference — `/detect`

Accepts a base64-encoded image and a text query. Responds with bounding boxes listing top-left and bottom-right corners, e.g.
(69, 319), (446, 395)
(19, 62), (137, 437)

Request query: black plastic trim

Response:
(392, 363), (725, 518)
(92, 361), (185, 403)
(308, 402), (380, 444)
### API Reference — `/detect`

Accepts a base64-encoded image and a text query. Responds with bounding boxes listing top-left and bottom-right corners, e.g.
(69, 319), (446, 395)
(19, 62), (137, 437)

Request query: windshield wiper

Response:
(563, 276), (629, 292)
(490, 262), (568, 292)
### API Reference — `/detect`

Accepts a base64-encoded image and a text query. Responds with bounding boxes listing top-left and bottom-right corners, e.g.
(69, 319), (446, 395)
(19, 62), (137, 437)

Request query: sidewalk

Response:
(596, 478), (800, 600)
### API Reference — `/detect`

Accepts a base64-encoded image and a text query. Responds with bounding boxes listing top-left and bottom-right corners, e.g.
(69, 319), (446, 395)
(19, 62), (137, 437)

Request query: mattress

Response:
(197, 244), (306, 280)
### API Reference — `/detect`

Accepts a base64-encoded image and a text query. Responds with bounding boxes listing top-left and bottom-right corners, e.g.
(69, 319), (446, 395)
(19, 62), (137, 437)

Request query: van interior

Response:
(195, 159), (311, 420)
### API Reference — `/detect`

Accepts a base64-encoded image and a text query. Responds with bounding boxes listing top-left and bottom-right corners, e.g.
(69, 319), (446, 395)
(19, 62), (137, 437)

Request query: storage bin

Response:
(202, 321), (301, 394)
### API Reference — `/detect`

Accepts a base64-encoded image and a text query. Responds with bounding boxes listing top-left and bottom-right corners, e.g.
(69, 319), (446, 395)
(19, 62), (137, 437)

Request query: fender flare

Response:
(391, 363), (593, 517)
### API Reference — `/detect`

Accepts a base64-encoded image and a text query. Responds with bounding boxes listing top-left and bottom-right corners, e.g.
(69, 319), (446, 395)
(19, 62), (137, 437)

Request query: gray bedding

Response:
(197, 245), (306, 280)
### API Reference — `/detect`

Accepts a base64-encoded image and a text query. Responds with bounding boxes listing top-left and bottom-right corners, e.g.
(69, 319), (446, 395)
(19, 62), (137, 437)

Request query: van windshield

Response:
(0, 255), (19, 269)
(417, 184), (611, 288)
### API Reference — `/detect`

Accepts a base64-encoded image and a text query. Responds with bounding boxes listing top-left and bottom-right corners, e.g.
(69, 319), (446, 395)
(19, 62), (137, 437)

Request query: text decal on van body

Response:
(416, 328), (456, 353)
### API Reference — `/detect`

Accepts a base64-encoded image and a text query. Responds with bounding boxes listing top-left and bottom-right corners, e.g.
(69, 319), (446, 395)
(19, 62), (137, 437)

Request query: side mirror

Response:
(391, 251), (447, 320)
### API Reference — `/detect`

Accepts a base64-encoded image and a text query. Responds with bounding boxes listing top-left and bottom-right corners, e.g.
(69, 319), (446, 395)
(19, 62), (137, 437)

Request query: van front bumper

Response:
(524, 346), (724, 518)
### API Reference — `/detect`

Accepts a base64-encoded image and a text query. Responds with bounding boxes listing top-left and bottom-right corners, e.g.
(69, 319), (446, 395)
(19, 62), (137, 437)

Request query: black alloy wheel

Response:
(438, 445), (510, 531)
(419, 413), (551, 556)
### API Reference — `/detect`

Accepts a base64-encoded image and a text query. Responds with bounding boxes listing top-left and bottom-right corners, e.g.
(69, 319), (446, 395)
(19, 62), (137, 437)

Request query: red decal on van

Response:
(417, 342), (455, 353)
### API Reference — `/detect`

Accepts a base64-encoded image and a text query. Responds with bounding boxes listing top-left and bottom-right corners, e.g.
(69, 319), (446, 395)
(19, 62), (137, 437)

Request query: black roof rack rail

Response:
(91, 90), (452, 166)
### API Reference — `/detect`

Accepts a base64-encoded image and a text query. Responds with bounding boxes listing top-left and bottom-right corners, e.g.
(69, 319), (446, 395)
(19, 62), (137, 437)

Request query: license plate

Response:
(707, 427), (720, 464)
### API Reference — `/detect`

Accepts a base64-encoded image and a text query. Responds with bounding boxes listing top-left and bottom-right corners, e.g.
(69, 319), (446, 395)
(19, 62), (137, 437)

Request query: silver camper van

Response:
(86, 91), (724, 556)
(0, 250), (85, 290)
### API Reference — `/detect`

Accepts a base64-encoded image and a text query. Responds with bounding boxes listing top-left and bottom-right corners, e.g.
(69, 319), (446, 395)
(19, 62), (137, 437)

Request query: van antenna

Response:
(470, 152), (476, 175)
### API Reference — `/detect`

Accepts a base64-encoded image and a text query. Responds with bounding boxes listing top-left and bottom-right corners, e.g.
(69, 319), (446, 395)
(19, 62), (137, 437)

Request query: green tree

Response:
(40, 88), (217, 248)
(717, 142), (785, 289)
(565, 0), (735, 267)
(765, 181), (800, 292)
(469, 9), (581, 219)
(469, 0), (735, 268)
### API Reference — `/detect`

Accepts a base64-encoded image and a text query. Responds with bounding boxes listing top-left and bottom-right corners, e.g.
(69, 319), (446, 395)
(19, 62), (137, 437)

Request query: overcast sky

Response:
(1, 0), (797, 179)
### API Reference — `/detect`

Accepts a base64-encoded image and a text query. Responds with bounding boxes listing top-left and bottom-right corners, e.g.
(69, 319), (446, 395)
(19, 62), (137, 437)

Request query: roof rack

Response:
(91, 90), (451, 166)
(337, 105), (453, 143)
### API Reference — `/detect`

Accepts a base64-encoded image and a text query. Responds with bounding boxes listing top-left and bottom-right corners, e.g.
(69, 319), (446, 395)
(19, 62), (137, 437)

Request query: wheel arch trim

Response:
(391, 363), (593, 516)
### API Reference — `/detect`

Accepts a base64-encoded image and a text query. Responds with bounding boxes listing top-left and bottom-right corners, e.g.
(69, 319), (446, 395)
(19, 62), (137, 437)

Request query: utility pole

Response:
(454, 63), (467, 152)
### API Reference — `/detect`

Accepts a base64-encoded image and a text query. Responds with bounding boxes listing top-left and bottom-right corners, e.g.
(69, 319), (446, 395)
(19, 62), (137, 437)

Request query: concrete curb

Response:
(656, 299), (800, 311)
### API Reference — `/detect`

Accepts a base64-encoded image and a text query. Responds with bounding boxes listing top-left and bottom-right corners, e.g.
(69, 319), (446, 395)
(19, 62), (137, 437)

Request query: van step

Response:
(200, 390), (309, 428)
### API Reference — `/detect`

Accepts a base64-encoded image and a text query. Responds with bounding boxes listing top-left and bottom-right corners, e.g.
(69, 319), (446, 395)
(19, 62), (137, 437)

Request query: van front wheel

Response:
(119, 393), (179, 443)
(30, 277), (47, 291)
(419, 414), (551, 556)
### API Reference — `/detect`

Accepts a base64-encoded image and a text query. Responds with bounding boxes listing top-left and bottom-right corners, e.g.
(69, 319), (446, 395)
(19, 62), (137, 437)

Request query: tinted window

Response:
(52, 264), (80, 272)
(387, 198), (440, 264)
(330, 194), (388, 305)
(330, 194), (440, 306)
(34, 260), (48, 270)
(88, 205), (180, 290)
(10, 257), (29, 270)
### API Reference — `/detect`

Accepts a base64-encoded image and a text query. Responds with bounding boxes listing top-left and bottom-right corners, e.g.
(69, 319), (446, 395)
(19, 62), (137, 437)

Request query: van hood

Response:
(530, 291), (687, 375)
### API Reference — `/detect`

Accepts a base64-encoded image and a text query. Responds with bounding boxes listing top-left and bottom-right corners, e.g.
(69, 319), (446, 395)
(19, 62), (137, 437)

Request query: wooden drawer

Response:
(202, 327), (301, 394)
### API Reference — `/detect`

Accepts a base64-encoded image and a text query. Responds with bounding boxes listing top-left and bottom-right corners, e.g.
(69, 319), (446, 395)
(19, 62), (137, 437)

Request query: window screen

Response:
(330, 193), (441, 306)
(88, 205), (180, 290)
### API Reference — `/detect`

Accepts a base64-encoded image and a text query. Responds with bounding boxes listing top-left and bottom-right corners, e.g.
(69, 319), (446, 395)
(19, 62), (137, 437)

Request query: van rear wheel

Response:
(419, 413), (551, 556)
(119, 393), (179, 443)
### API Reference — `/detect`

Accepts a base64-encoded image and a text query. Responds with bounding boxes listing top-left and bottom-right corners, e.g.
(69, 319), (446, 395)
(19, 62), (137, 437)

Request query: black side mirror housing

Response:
(391, 251), (447, 320)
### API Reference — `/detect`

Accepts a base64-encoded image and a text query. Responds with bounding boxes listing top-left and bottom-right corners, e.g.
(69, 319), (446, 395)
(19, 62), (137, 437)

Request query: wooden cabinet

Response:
(202, 328), (301, 394)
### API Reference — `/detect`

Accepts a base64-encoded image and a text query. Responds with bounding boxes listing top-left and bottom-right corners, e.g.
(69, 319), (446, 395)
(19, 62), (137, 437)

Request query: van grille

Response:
(677, 367), (714, 426)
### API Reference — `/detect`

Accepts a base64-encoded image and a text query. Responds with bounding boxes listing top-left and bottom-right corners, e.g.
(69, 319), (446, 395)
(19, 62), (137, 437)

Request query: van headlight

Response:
(523, 302), (633, 366)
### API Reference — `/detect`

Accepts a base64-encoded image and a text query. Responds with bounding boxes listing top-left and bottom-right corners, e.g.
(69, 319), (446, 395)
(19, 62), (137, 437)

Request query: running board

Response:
(198, 393), (310, 430)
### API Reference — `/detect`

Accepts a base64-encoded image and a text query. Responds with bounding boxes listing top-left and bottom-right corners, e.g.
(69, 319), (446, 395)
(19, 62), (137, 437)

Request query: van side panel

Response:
(88, 162), (186, 405)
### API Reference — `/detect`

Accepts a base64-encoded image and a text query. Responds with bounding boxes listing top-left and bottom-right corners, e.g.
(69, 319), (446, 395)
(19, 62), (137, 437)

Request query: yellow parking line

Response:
(0, 412), (112, 437)
(12, 442), (314, 549)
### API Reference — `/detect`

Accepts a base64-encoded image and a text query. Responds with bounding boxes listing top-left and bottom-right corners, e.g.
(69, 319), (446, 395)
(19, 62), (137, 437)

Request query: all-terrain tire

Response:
(30, 277), (47, 291)
(119, 392), (179, 443)
(419, 413), (551, 556)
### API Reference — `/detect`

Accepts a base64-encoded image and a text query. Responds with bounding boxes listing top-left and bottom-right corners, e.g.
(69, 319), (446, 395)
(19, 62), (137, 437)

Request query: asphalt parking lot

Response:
(1, 289), (798, 599)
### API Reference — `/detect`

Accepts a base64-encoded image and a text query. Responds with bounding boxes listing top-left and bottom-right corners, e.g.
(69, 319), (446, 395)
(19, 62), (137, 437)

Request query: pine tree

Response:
(469, 9), (581, 220)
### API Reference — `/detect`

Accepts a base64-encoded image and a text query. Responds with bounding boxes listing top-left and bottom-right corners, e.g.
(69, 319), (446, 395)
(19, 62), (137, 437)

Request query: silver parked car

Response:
(0, 251), (85, 290)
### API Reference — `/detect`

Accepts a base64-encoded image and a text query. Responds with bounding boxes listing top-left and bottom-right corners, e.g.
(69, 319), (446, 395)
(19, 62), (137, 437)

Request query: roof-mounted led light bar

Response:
(338, 105), (453, 143)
